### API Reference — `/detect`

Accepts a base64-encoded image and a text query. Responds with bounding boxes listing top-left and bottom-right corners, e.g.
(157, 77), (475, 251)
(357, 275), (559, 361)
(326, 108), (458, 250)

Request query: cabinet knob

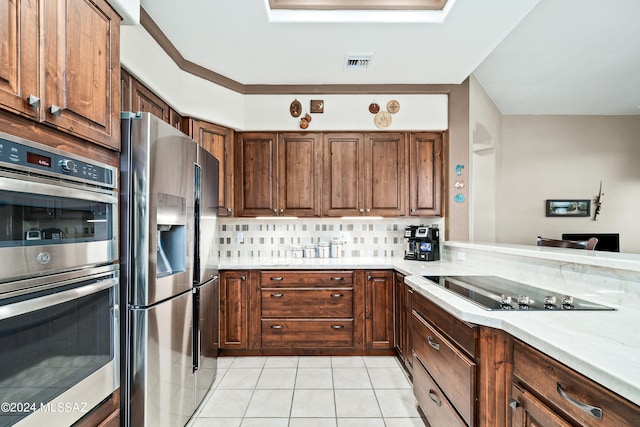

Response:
(240, 275), (246, 281)
(27, 94), (41, 107)
(509, 398), (519, 410)
(273, 209), (277, 214)
(50, 104), (62, 116)
(280, 209), (284, 213)
(227, 207), (232, 213)
(359, 208), (364, 213)
(366, 208), (370, 213)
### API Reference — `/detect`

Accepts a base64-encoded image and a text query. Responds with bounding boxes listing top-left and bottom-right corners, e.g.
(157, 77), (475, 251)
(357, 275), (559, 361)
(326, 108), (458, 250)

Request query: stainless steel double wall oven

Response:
(0, 132), (119, 427)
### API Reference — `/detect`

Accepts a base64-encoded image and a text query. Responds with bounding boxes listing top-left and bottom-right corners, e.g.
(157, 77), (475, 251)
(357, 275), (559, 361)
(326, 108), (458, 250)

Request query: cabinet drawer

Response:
(260, 271), (353, 287)
(412, 310), (475, 426)
(261, 288), (353, 318)
(412, 291), (476, 357)
(413, 355), (466, 427)
(513, 340), (640, 427)
(261, 320), (353, 348)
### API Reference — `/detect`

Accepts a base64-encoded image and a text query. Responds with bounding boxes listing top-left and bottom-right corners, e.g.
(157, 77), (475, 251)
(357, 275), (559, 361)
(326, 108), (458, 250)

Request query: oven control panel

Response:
(0, 134), (115, 188)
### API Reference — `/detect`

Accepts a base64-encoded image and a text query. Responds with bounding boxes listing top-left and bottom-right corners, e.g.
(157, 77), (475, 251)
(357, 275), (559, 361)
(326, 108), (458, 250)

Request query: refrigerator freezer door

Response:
(196, 146), (220, 286)
(194, 276), (219, 408)
(128, 290), (195, 427)
(125, 113), (198, 307)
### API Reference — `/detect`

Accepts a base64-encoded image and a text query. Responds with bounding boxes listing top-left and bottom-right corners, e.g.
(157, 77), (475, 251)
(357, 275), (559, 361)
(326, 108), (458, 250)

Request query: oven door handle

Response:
(0, 277), (118, 320)
(0, 175), (117, 204)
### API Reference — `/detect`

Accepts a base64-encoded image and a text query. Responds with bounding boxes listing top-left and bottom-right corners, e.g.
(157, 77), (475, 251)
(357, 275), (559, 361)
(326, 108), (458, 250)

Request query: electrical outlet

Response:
(237, 232), (244, 244)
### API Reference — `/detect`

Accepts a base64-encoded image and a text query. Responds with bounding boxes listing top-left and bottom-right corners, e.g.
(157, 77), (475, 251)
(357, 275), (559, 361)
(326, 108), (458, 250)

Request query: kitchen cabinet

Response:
(394, 272), (413, 373)
(365, 270), (394, 350)
(409, 132), (443, 216)
(131, 78), (170, 123)
(511, 339), (640, 427)
(220, 271), (250, 350)
(0, 0), (121, 150)
(75, 390), (119, 427)
(259, 270), (359, 350)
(235, 132), (322, 217)
(184, 118), (235, 216)
(322, 132), (406, 217)
(411, 290), (512, 427)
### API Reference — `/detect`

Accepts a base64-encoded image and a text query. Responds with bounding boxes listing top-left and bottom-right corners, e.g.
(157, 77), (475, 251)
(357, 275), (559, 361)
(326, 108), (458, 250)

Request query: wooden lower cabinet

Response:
(394, 272), (413, 373)
(511, 339), (640, 427)
(365, 270), (394, 349)
(74, 391), (119, 427)
(220, 271), (250, 350)
(411, 290), (512, 427)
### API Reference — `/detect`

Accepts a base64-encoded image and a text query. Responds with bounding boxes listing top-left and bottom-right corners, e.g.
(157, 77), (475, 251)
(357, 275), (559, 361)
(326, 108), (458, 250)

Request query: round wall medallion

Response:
(373, 111), (392, 128)
(289, 99), (302, 117)
(368, 103), (380, 114)
(387, 100), (400, 114)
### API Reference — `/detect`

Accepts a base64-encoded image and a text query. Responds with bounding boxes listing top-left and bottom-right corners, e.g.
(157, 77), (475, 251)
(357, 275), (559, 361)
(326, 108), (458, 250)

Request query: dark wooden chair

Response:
(537, 236), (598, 250)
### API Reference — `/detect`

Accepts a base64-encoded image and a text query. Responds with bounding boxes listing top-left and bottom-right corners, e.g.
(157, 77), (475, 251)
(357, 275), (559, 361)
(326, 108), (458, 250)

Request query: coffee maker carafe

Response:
(404, 225), (440, 261)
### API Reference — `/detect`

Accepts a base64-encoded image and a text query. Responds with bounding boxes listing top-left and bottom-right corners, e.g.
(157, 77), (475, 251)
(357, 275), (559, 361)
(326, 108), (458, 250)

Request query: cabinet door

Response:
(42, 0), (120, 150)
(394, 272), (406, 358)
(220, 272), (249, 349)
(169, 108), (183, 132)
(322, 133), (364, 216)
(0, 0), (39, 119)
(409, 132), (443, 216)
(365, 270), (394, 349)
(511, 384), (572, 427)
(121, 68), (132, 112)
(131, 78), (169, 123)
(365, 133), (407, 216)
(278, 133), (322, 217)
(188, 119), (234, 216)
(235, 132), (278, 217)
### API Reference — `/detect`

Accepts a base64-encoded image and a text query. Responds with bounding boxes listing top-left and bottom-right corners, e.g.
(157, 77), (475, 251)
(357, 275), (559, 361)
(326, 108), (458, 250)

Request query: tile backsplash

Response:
(218, 217), (444, 258)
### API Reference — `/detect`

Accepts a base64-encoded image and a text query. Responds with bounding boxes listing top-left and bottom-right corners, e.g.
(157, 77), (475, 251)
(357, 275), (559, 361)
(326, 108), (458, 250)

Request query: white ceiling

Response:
(140, 0), (640, 115)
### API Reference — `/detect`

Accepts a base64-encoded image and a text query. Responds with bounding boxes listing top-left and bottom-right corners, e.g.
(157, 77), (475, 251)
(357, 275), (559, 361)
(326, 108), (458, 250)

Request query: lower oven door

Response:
(0, 265), (119, 427)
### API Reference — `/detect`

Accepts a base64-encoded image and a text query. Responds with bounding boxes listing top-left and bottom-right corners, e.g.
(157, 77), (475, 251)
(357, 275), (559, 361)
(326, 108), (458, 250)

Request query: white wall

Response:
(497, 115), (640, 253)
(469, 76), (502, 243)
(120, 25), (449, 132)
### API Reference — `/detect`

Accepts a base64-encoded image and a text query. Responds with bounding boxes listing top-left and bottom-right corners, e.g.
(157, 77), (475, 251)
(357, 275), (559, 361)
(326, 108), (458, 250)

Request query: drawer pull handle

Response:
(331, 325), (345, 330)
(557, 383), (602, 420)
(270, 325), (284, 329)
(428, 336), (440, 351)
(331, 277), (344, 281)
(270, 293), (284, 298)
(270, 277), (284, 281)
(428, 390), (441, 407)
(330, 293), (344, 298)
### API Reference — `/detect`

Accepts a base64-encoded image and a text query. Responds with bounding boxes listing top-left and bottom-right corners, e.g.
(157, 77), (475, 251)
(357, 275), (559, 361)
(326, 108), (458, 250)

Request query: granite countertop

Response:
(219, 254), (640, 406)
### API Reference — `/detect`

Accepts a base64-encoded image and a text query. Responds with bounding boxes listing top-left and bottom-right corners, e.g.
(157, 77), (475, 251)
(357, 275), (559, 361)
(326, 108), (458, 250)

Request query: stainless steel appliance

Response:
(404, 225), (440, 261)
(423, 275), (615, 311)
(0, 132), (119, 427)
(120, 112), (219, 427)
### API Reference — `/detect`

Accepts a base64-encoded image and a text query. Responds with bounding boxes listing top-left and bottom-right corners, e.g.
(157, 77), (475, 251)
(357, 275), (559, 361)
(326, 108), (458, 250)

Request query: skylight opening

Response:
(265, 0), (457, 24)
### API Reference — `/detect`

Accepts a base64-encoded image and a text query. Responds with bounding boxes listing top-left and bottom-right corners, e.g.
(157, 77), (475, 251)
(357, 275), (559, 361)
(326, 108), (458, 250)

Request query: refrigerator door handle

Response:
(193, 287), (200, 373)
(193, 163), (201, 285)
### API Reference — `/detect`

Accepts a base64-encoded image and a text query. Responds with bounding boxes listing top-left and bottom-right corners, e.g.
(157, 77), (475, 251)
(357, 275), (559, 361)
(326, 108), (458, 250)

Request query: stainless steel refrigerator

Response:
(119, 112), (219, 427)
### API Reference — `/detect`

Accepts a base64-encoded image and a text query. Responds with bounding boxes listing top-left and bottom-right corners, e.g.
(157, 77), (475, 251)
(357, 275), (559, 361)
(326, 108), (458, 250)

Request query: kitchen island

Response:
(219, 241), (640, 412)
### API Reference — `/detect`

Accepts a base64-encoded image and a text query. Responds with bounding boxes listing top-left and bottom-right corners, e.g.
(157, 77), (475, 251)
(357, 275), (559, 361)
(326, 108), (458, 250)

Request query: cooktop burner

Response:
(422, 275), (615, 311)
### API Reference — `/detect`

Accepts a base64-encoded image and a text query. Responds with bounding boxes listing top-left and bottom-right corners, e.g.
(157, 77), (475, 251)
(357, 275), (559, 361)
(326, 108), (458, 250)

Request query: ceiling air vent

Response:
(344, 53), (373, 70)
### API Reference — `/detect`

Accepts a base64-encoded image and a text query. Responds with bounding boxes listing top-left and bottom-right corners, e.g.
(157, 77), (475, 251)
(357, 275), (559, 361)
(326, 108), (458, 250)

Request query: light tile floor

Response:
(187, 356), (427, 427)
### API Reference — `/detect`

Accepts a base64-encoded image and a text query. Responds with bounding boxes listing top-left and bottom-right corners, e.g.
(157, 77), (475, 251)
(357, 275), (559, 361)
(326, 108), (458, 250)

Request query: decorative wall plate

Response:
(374, 111), (392, 128)
(310, 100), (324, 113)
(369, 103), (380, 114)
(290, 99), (302, 117)
(387, 100), (400, 114)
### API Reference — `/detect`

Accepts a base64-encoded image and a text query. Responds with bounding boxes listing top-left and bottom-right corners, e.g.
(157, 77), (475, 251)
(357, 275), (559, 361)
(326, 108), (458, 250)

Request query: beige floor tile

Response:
(295, 368), (333, 389)
(245, 389), (294, 418)
(332, 368), (372, 389)
(256, 368), (297, 389)
(334, 389), (382, 418)
(291, 389), (336, 418)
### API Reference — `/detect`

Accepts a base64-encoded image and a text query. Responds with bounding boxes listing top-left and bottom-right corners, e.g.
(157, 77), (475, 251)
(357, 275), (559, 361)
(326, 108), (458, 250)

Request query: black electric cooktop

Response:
(422, 275), (615, 311)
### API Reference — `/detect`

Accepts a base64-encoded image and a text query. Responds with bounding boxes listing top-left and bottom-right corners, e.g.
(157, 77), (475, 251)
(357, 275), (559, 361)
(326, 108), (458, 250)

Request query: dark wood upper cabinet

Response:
(0, 0), (39, 120)
(323, 132), (407, 217)
(131, 78), (169, 123)
(235, 132), (278, 217)
(278, 133), (322, 217)
(235, 132), (322, 217)
(409, 132), (443, 216)
(0, 0), (121, 150)
(185, 118), (235, 216)
(322, 133), (364, 217)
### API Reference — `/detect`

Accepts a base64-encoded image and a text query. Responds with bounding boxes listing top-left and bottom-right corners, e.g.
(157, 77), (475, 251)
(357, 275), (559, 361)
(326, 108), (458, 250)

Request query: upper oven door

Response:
(0, 171), (118, 286)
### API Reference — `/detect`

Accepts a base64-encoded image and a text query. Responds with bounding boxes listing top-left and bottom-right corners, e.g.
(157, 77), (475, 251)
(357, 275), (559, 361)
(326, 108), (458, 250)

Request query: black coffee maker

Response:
(404, 225), (440, 261)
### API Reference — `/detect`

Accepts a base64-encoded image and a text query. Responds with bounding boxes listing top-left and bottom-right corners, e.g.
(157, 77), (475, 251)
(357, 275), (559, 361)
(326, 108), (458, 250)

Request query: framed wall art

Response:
(545, 199), (591, 217)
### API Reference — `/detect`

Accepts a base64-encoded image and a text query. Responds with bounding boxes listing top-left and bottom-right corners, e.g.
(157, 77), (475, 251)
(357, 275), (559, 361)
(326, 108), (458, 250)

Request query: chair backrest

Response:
(537, 236), (598, 250)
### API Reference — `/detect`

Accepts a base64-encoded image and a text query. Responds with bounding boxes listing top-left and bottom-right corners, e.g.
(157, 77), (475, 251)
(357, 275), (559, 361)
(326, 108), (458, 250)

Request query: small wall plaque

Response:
(310, 100), (324, 113)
